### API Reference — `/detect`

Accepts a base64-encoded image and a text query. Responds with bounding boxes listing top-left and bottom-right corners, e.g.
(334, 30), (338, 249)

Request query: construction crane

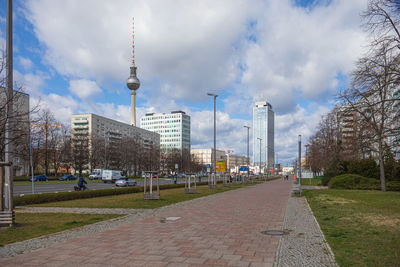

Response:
(31, 123), (62, 176)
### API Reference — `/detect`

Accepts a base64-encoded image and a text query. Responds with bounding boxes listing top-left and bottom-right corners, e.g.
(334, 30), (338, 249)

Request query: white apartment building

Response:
(71, 113), (160, 170)
(140, 111), (190, 152)
(190, 148), (226, 167)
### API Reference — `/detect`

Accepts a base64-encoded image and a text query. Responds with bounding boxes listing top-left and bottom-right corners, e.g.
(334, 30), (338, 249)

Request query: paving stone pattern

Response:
(0, 179), (291, 266)
(274, 194), (337, 267)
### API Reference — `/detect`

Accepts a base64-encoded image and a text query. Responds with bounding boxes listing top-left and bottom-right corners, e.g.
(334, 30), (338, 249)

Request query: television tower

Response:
(126, 17), (140, 126)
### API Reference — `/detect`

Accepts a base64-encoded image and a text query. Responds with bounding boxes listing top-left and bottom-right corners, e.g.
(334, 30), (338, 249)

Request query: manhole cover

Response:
(261, 230), (289, 236)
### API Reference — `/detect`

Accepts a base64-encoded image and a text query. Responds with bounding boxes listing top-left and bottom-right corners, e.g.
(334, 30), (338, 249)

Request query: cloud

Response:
(24, 0), (259, 100)
(241, 0), (367, 113)
(17, 56), (34, 70)
(274, 104), (331, 164)
(13, 70), (48, 95)
(68, 79), (102, 100)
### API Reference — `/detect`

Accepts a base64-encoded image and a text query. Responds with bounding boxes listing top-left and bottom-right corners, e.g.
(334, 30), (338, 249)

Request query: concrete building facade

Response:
(337, 105), (359, 160)
(190, 148), (226, 167)
(0, 89), (30, 176)
(140, 111), (190, 152)
(253, 101), (275, 168)
(71, 113), (159, 171)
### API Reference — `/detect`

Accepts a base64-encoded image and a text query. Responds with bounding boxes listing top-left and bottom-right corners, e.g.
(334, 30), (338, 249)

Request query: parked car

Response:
(115, 178), (137, 187)
(59, 174), (76, 181)
(29, 175), (48, 182)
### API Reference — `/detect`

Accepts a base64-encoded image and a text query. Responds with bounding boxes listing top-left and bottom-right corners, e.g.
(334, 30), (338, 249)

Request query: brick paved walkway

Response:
(1, 179), (291, 267)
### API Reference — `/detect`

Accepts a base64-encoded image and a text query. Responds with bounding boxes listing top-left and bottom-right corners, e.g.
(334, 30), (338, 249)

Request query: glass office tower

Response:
(253, 101), (274, 169)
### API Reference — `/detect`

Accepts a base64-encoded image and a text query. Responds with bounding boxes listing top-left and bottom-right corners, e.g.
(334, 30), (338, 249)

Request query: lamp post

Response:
(207, 93), (218, 187)
(244, 126), (250, 182)
(298, 134), (302, 186)
(257, 137), (262, 176)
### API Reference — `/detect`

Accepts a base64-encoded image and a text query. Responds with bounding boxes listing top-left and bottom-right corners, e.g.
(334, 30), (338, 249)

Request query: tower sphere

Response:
(127, 66), (140, 91)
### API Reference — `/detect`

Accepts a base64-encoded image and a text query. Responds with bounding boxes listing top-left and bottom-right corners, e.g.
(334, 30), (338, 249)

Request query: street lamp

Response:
(243, 126), (250, 182)
(257, 137), (262, 176)
(207, 92), (218, 187)
(298, 134), (302, 186)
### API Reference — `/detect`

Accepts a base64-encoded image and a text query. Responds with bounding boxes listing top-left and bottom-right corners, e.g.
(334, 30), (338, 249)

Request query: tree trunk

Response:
(378, 142), (386, 192)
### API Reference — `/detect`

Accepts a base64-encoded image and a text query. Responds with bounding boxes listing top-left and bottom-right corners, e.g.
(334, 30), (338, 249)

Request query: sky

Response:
(0, 0), (369, 165)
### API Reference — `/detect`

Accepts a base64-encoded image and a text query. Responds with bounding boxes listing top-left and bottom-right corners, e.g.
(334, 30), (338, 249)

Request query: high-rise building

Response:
(337, 105), (359, 160)
(253, 101), (274, 168)
(140, 111), (190, 152)
(71, 113), (160, 172)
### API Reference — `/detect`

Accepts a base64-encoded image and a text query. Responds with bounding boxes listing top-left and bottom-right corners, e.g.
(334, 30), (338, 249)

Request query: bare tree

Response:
(0, 49), (39, 176)
(339, 45), (399, 191)
(362, 0), (400, 53)
(306, 110), (341, 175)
(89, 134), (106, 172)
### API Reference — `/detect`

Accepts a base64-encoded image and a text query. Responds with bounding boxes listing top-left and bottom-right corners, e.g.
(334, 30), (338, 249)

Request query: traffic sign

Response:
(216, 161), (226, 172)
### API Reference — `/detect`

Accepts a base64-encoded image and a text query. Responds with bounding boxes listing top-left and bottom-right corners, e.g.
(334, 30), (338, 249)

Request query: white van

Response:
(102, 170), (125, 183)
(89, 169), (103, 180)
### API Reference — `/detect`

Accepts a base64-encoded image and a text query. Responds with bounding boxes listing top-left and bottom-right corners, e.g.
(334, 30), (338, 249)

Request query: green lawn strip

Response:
(29, 184), (253, 209)
(304, 189), (400, 267)
(0, 213), (122, 246)
(299, 178), (322, 186)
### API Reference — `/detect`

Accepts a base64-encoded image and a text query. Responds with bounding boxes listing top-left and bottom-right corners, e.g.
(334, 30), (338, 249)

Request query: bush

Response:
(348, 158), (380, 180)
(328, 174), (380, 190)
(386, 181), (400, 191)
(14, 182), (210, 206)
(321, 176), (331, 186)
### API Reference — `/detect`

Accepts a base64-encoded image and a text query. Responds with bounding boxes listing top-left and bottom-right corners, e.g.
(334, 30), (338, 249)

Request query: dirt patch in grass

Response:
(315, 194), (357, 205)
(363, 215), (400, 227)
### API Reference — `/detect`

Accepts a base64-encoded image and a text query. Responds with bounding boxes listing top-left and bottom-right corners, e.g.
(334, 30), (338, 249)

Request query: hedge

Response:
(328, 174), (400, 191)
(387, 181), (400, 191)
(328, 174), (380, 190)
(14, 182), (210, 206)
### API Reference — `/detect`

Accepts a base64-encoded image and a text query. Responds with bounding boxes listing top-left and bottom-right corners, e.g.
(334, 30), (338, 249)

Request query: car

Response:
(164, 174), (172, 178)
(29, 175), (48, 182)
(115, 178), (137, 187)
(59, 174), (77, 181)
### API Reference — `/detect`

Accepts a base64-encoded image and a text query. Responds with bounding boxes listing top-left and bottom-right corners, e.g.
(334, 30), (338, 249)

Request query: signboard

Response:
(239, 166), (248, 172)
(216, 160), (226, 172)
(206, 164), (211, 173)
(175, 164), (178, 169)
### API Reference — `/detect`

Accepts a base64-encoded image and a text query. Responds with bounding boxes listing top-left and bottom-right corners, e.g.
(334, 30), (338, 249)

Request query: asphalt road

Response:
(13, 178), (190, 196)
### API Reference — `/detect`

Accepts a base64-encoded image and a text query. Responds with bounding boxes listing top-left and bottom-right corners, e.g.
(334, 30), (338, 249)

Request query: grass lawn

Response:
(299, 178), (322, 186)
(0, 213), (122, 246)
(29, 183), (252, 209)
(304, 189), (400, 267)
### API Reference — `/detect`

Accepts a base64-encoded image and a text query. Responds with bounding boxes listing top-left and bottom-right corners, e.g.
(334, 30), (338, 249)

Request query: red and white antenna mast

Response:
(132, 17), (135, 66)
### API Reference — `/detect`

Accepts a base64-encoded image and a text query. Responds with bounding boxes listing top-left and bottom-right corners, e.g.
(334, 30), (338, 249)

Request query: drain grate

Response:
(261, 230), (289, 236)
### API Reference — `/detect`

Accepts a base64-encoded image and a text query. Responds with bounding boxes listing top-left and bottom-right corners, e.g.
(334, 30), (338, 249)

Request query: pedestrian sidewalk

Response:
(1, 179), (291, 267)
